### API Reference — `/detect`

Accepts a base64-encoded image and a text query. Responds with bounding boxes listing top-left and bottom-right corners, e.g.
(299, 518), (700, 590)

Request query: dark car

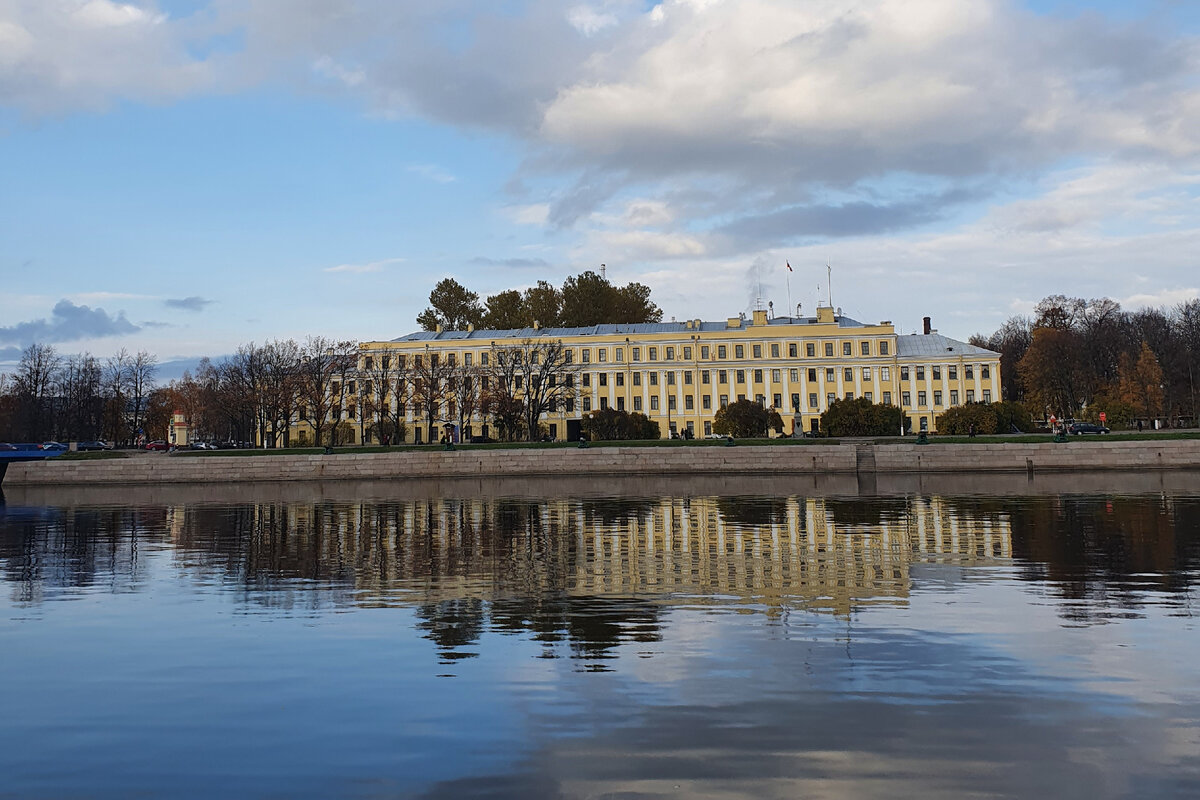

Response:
(41, 441), (68, 451)
(0, 442), (17, 451)
(76, 440), (111, 451)
(468, 435), (495, 444)
(1068, 422), (1110, 435)
(144, 440), (170, 451)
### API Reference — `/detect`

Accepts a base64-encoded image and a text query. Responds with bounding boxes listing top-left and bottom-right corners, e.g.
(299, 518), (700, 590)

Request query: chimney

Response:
(923, 316), (932, 335)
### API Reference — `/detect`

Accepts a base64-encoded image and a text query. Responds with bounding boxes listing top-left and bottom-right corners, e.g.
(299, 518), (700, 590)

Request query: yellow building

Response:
(337, 305), (1000, 444)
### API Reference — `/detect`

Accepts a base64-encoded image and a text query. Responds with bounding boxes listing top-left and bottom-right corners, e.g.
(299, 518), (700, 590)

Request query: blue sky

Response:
(2, 0), (1198, 374)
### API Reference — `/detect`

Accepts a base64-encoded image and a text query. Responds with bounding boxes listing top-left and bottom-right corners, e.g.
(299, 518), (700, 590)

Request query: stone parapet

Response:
(3, 439), (1198, 487)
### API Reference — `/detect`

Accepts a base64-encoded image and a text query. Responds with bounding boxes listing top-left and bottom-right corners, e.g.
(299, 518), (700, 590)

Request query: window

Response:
(788, 343), (797, 357)
(825, 342), (834, 356)
(364, 356), (374, 370)
(983, 390), (992, 402)
(883, 391), (892, 405)
(599, 397), (609, 410)
(967, 390), (975, 402)
(981, 366), (991, 379)
(900, 366), (909, 380)
(701, 346), (710, 359)
(299, 406), (308, 421)
(933, 391), (942, 406)
(843, 342), (852, 356)
(633, 372), (642, 386)
(753, 345), (762, 358)
(948, 366), (957, 380)
(932, 366), (941, 380)
(616, 398), (624, 411)
(790, 368), (798, 381)
(566, 399), (575, 412)
(719, 370), (728, 383)
(950, 390), (959, 405)
(583, 397), (592, 412)
(616, 348), (624, 362)
(771, 343), (780, 358)
(844, 368), (853, 381)
(902, 391), (912, 406)
(825, 368), (835, 381)
(808, 368), (817, 381)
(736, 369), (746, 383)
(861, 341), (870, 356)
(916, 367), (925, 380)
(634, 397), (643, 411)
(683, 346), (692, 360)
(791, 393), (800, 410)
(718, 345), (727, 359)
(753, 369), (763, 383)
(348, 381), (356, 394)
(756, 394), (766, 406)
(735, 345), (745, 358)
(599, 373), (608, 386)
(809, 393), (819, 408)
(685, 395), (694, 410)
(616, 373), (625, 387)
(845, 393), (853, 401)
(650, 372), (659, 386)
(667, 372), (676, 385)
(862, 367), (872, 380)
(827, 392), (836, 406)
(806, 343), (816, 357)
(582, 349), (590, 363)
(702, 370), (711, 384)
(598, 348), (607, 363)
(633, 347), (641, 362)
(720, 395), (729, 407)
(773, 393), (781, 408)
(702, 396), (711, 409)
(666, 347), (675, 360)
(965, 365), (974, 380)
(649, 347), (658, 360)
(651, 396), (660, 410)
(918, 391), (927, 406)
(771, 369), (781, 382)
(347, 405), (356, 419)
(683, 371), (693, 385)
(880, 341), (889, 355)
(583, 374), (591, 387)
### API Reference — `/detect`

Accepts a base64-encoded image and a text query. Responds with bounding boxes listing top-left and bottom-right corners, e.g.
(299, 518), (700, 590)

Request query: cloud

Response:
(406, 163), (456, 184)
(0, 299), (139, 345)
(470, 256), (551, 269)
(1120, 288), (1200, 310)
(164, 296), (215, 311)
(324, 257), (404, 274)
(567, 5), (618, 37)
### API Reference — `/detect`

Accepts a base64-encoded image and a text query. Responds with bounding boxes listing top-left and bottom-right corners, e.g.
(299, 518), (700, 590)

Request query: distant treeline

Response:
(971, 295), (1200, 424)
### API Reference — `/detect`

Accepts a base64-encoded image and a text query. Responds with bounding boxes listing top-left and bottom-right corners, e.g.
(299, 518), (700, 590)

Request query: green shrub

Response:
(580, 408), (661, 440)
(821, 398), (906, 436)
(936, 403), (998, 434)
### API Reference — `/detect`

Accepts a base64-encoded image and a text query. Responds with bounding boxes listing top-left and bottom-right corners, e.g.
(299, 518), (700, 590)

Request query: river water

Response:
(2, 475), (1199, 799)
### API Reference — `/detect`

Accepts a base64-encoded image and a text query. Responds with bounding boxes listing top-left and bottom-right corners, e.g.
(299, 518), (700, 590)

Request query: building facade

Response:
(293, 305), (1001, 444)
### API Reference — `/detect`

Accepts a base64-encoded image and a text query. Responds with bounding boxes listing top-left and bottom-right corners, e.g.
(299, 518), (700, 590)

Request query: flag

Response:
(786, 260), (793, 272)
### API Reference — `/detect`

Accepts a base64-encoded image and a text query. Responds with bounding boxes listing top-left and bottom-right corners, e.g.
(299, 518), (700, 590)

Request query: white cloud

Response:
(506, 203), (551, 225)
(324, 257), (404, 274)
(567, 5), (618, 37)
(405, 163), (456, 184)
(1121, 288), (1200, 310)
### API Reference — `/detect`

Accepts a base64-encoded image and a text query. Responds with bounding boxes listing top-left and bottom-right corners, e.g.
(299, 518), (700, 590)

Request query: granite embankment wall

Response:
(4, 439), (1200, 486)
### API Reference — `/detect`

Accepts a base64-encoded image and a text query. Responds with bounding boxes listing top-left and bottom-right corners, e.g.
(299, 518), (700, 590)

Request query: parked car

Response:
(76, 440), (112, 451)
(0, 442), (17, 451)
(469, 435), (495, 444)
(144, 440), (170, 451)
(1068, 422), (1110, 435)
(40, 441), (68, 451)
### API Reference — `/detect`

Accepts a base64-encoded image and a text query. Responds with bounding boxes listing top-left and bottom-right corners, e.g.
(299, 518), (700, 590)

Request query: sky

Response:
(1, 0), (1198, 376)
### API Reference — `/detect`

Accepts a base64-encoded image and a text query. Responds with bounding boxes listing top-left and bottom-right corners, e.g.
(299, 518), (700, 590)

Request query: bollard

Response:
(578, 437), (589, 449)
(916, 430), (929, 445)
(725, 436), (735, 446)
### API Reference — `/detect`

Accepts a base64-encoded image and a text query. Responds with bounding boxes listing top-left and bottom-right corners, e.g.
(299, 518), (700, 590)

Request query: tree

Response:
(411, 348), (456, 442)
(935, 403), (999, 435)
(559, 271), (662, 326)
(712, 399), (775, 438)
(990, 400), (1034, 433)
(362, 347), (408, 445)
(523, 280), (563, 328)
(417, 278), (483, 332)
(1118, 341), (1164, 421)
(581, 408), (660, 440)
(297, 337), (357, 449)
(821, 397), (906, 436)
(258, 339), (301, 447)
(128, 350), (158, 443)
(102, 349), (132, 445)
(973, 315), (1032, 403)
(481, 290), (526, 330)
(1018, 326), (1087, 418)
(486, 339), (579, 441)
(13, 343), (61, 441)
(448, 359), (482, 439)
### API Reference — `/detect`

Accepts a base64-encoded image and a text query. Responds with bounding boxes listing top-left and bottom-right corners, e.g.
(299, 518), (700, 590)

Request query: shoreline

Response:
(4, 439), (1200, 488)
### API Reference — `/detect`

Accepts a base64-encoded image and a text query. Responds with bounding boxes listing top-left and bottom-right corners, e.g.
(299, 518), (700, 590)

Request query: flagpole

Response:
(827, 262), (832, 308)
(786, 274), (792, 319)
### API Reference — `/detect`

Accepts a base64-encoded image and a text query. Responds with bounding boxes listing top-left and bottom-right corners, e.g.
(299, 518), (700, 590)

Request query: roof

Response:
(389, 314), (870, 343)
(896, 333), (997, 357)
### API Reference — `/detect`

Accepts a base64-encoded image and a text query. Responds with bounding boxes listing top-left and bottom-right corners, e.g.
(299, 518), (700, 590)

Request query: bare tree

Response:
(129, 350), (158, 443)
(297, 337), (357, 449)
(102, 348), (131, 444)
(259, 339), (301, 447)
(487, 339), (579, 441)
(411, 349), (455, 443)
(14, 343), (61, 441)
(448, 359), (482, 440)
(362, 347), (408, 445)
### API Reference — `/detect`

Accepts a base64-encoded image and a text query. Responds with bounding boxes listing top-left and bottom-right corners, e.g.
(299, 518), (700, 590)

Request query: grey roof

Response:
(896, 333), (997, 357)
(390, 315), (869, 343)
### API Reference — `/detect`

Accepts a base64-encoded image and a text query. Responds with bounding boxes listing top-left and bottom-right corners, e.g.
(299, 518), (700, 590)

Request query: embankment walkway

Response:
(4, 439), (1200, 487)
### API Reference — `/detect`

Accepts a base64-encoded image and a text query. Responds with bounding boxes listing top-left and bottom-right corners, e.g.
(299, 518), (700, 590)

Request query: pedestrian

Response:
(968, 422), (976, 438)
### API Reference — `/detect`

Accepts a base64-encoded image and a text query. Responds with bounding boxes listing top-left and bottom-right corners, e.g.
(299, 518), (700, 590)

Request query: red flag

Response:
(786, 260), (793, 272)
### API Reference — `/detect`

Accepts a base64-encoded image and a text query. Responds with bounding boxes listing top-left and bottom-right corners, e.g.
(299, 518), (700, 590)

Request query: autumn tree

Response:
(1118, 341), (1164, 421)
(712, 399), (777, 438)
(1018, 326), (1087, 418)
(417, 278), (484, 332)
(486, 339), (579, 441)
